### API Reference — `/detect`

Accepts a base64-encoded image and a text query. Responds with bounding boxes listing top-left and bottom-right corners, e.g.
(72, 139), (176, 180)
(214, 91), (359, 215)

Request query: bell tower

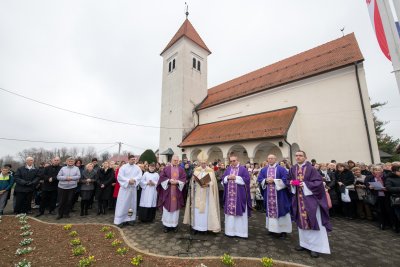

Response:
(159, 17), (211, 162)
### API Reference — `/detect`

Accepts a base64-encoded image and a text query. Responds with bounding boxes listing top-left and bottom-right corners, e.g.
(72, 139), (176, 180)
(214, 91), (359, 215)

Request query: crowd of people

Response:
(1, 152), (400, 259)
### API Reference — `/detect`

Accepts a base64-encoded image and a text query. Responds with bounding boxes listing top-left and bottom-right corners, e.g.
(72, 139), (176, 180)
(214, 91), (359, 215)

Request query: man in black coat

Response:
(14, 157), (40, 214)
(36, 157), (62, 216)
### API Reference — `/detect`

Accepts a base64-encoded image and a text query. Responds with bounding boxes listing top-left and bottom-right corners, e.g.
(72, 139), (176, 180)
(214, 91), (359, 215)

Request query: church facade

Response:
(159, 19), (379, 165)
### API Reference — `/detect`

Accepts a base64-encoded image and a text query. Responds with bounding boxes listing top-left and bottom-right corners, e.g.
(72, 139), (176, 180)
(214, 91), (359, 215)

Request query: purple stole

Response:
(266, 166), (277, 219)
(296, 165), (310, 230)
(169, 166), (179, 212)
(226, 167), (239, 216)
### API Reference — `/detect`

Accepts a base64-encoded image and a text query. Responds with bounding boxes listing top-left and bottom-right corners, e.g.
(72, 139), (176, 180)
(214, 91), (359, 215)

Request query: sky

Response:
(0, 0), (399, 159)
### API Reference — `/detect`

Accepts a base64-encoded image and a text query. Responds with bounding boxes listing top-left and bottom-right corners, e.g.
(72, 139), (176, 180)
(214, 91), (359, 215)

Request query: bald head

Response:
(267, 154), (277, 165)
(172, 155), (179, 166)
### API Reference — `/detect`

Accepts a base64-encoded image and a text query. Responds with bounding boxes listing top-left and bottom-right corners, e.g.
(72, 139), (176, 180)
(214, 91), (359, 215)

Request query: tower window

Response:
(168, 58), (176, 73)
(197, 61), (201, 71)
(192, 58), (196, 69)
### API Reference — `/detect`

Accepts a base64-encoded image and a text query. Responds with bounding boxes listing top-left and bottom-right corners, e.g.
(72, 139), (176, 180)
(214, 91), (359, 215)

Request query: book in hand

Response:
(194, 173), (211, 186)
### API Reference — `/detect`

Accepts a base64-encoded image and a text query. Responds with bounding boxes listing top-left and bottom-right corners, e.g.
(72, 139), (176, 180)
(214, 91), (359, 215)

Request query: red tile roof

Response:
(198, 33), (363, 110)
(179, 107), (297, 147)
(161, 19), (211, 55)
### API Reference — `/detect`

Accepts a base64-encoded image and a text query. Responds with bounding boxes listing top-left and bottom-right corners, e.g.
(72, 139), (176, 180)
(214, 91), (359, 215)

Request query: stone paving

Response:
(4, 203), (400, 267)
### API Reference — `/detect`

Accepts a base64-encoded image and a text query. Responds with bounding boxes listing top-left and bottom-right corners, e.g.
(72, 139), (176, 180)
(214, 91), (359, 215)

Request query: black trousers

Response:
(58, 188), (75, 216)
(39, 190), (57, 213)
(15, 191), (33, 214)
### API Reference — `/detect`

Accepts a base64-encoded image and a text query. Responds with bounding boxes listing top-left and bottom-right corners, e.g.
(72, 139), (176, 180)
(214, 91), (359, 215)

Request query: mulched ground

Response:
(0, 215), (298, 267)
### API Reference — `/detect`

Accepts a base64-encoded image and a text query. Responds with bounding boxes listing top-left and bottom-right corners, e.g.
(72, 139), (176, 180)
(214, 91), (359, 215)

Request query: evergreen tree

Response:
(139, 149), (157, 164)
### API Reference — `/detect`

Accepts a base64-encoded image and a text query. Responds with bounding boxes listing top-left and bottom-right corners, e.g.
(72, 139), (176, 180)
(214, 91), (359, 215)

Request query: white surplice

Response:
(223, 175), (248, 238)
(113, 163), (142, 225)
(139, 172), (159, 208)
(160, 179), (184, 227)
(296, 182), (331, 254)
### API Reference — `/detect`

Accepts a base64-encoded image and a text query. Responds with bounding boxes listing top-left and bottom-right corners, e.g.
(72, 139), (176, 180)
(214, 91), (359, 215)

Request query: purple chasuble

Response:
(296, 165), (311, 230)
(157, 165), (187, 213)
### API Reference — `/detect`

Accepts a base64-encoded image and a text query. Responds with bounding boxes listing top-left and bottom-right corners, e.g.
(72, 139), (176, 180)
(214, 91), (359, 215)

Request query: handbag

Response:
(390, 194), (400, 207)
(341, 188), (351, 203)
(363, 191), (377, 205)
(325, 190), (332, 209)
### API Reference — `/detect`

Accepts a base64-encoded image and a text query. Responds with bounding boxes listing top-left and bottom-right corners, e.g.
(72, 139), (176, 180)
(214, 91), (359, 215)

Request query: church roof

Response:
(198, 33), (363, 110)
(179, 107), (297, 147)
(161, 19), (211, 55)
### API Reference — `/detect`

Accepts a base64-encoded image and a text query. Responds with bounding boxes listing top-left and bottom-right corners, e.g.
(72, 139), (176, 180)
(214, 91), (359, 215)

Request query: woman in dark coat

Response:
(96, 161), (115, 215)
(335, 163), (356, 219)
(365, 165), (391, 230)
(385, 165), (400, 232)
(79, 163), (97, 216)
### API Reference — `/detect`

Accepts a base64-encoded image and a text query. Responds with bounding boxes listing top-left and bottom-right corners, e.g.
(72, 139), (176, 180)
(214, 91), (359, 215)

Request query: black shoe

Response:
(128, 221), (135, 226)
(295, 246), (305, 251)
(49, 211), (56, 215)
(56, 215), (63, 220)
(117, 223), (125, 228)
(35, 213), (44, 217)
(173, 227), (179, 233)
(279, 233), (287, 239)
(163, 227), (169, 233)
(310, 251), (319, 258)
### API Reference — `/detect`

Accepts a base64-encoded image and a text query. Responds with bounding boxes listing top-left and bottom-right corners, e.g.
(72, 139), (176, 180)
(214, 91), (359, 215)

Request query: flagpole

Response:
(377, 0), (400, 94)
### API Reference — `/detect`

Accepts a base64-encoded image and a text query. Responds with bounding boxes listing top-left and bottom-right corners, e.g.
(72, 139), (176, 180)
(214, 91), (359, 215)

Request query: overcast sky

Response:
(0, 0), (399, 159)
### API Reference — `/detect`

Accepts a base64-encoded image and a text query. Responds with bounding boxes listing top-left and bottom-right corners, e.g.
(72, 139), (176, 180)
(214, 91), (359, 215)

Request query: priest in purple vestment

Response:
(257, 154), (292, 238)
(157, 155), (187, 233)
(288, 150), (331, 258)
(222, 155), (252, 238)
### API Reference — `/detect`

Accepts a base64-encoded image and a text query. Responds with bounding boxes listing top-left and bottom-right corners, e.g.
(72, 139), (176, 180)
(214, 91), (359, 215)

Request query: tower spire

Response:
(185, 2), (189, 19)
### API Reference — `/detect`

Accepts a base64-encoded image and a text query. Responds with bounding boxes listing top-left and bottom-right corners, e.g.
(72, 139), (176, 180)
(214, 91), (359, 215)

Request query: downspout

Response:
(354, 63), (375, 163)
(284, 137), (292, 164)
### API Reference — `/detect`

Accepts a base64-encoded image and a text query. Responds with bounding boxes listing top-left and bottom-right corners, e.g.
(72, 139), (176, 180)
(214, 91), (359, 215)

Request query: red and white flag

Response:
(366, 0), (391, 60)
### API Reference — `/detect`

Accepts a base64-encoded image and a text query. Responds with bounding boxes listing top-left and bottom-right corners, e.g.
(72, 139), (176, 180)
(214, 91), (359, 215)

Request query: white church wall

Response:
(198, 65), (379, 164)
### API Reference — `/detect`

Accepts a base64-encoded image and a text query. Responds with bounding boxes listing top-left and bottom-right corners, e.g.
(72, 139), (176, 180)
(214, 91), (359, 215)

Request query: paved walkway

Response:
(4, 203), (400, 267)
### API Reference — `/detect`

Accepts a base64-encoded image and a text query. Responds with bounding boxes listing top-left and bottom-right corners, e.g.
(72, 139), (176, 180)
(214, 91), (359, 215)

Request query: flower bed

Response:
(0, 216), (302, 267)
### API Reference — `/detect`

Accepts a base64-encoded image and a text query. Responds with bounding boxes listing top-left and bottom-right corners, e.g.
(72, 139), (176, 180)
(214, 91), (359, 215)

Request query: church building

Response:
(158, 18), (379, 165)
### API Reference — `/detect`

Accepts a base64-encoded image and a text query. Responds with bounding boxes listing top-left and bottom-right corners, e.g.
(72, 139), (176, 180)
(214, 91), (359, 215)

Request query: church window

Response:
(168, 58), (176, 73)
(192, 58), (196, 69)
(197, 61), (201, 71)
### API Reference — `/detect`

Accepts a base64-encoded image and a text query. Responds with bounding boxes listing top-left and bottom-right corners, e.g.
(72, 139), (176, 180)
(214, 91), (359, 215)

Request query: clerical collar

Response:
(297, 161), (307, 167)
(269, 163), (277, 168)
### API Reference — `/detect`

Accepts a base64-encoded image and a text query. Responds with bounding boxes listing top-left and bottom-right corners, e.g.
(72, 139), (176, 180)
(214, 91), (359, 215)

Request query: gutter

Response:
(284, 137), (293, 163)
(354, 62), (375, 163)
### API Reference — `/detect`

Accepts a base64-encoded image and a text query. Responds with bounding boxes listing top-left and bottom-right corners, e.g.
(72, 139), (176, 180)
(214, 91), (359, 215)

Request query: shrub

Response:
(72, 245), (86, 256)
(138, 149), (157, 164)
(130, 255), (143, 266)
(116, 247), (128, 255)
(69, 231), (78, 237)
(111, 239), (122, 247)
(19, 238), (33, 246)
(101, 226), (111, 232)
(78, 255), (95, 267)
(105, 231), (115, 239)
(20, 225), (31, 231)
(20, 231), (33, 237)
(221, 253), (234, 266)
(70, 238), (81, 246)
(261, 257), (273, 267)
(14, 259), (31, 267)
(64, 224), (73, 230)
(15, 247), (35, 256)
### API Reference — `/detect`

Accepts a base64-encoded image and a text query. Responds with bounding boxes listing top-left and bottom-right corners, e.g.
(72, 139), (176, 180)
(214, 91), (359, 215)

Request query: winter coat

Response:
(42, 165), (62, 191)
(14, 166), (40, 193)
(80, 169), (97, 191)
(385, 172), (400, 195)
(96, 168), (114, 200)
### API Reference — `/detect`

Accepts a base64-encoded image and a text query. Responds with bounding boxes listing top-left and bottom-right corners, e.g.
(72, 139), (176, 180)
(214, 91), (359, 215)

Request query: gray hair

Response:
(66, 157), (75, 161)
